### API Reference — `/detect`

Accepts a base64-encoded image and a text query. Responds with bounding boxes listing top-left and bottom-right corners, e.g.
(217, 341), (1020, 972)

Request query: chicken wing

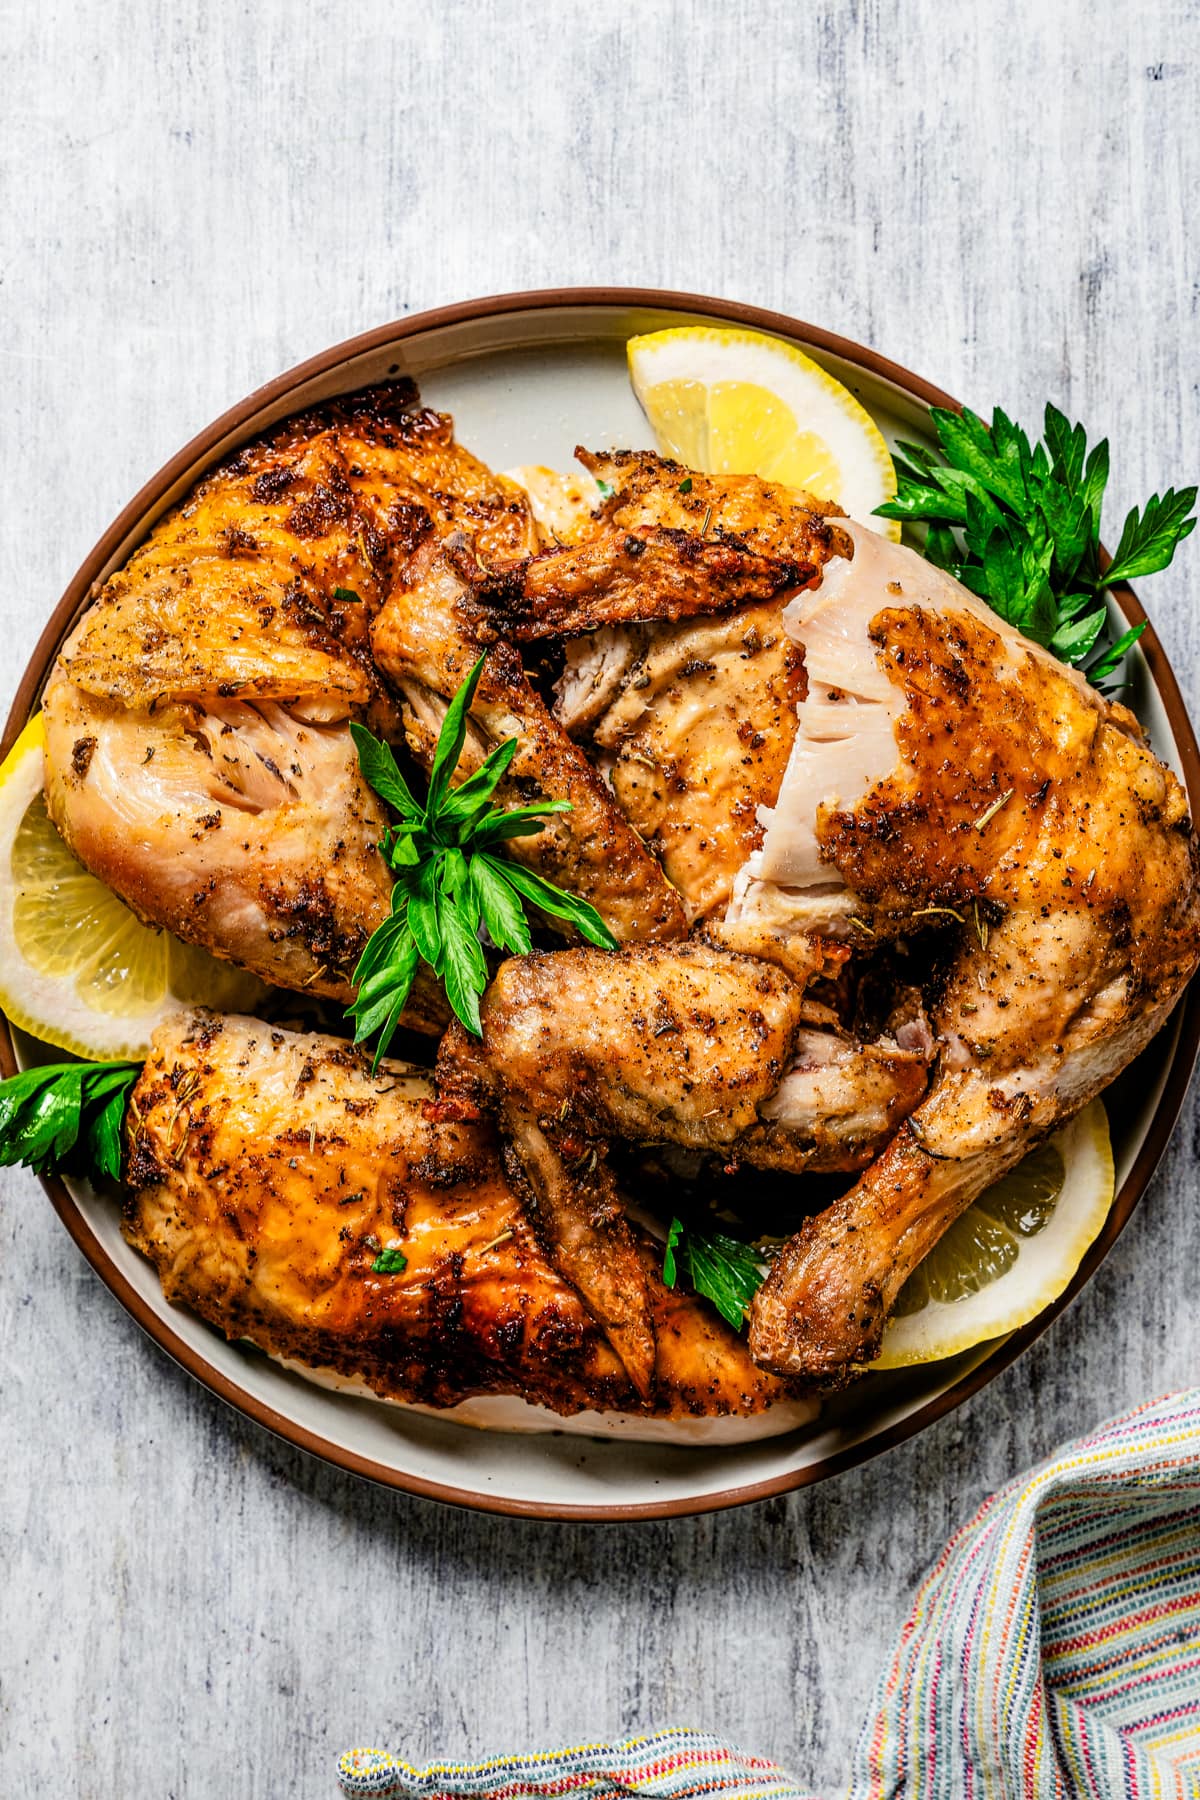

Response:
(42, 380), (535, 1012)
(580, 448), (851, 558)
(746, 524), (1200, 1378)
(122, 1011), (802, 1423)
(472, 448), (850, 641)
(533, 455), (844, 950)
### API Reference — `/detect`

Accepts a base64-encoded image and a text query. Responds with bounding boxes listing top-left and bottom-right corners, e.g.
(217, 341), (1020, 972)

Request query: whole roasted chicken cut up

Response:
(30, 376), (1200, 1430)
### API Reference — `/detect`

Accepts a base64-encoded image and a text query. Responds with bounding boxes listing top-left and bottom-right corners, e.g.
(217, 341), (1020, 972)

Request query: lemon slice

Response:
(873, 1100), (1114, 1368)
(0, 713), (269, 1061)
(627, 325), (901, 539)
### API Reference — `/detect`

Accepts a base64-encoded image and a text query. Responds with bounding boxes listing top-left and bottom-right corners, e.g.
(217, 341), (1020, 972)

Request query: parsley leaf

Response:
(371, 1245), (408, 1274)
(661, 1216), (767, 1331)
(469, 855), (533, 956)
(348, 654), (618, 1059)
(349, 723), (422, 821)
(0, 1060), (140, 1181)
(1104, 488), (1199, 587)
(876, 403), (1196, 689)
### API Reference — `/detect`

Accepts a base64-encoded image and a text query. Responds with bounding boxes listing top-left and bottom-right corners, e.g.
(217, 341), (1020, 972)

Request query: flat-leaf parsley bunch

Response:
(875, 403), (1196, 688)
(348, 654), (616, 1057)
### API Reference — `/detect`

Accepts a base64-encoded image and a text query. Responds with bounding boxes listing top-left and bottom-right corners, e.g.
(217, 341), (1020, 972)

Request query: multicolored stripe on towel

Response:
(848, 1388), (1200, 1797)
(338, 1731), (815, 1800)
(341, 1391), (1200, 1799)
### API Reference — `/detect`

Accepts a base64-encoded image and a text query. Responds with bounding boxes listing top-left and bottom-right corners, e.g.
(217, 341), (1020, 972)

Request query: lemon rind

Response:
(0, 713), (265, 1062)
(871, 1101), (1115, 1370)
(626, 325), (901, 540)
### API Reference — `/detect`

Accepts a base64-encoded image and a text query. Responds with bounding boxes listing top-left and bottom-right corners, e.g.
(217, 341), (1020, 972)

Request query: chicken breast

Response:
(43, 683), (399, 1004)
(42, 380), (536, 1013)
(122, 1011), (802, 1422)
(747, 524), (1200, 1377)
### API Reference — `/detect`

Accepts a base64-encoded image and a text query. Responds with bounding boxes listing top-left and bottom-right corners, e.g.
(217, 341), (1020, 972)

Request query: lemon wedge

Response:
(627, 325), (901, 539)
(873, 1099), (1115, 1368)
(0, 713), (269, 1061)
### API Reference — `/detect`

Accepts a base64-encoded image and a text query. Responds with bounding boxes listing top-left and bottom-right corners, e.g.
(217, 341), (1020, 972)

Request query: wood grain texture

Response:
(2, 1), (1199, 1794)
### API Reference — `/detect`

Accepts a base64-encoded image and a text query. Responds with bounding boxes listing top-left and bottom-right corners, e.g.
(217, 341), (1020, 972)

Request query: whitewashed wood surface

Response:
(2, 2), (1199, 1794)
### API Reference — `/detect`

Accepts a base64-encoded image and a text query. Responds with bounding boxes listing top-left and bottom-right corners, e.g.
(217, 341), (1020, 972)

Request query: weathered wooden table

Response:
(3, 3), (1198, 1792)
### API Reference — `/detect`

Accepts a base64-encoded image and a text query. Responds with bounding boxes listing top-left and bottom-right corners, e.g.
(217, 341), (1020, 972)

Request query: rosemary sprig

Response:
(875, 402), (1196, 689)
(348, 654), (617, 1059)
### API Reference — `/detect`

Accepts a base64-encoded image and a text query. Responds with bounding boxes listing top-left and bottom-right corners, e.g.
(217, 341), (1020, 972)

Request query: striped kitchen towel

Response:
(339, 1390), (1200, 1799)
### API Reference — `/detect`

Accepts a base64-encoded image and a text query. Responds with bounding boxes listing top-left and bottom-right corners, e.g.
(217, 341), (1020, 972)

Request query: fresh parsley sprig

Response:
(349, 653), (617, 1058)
(662, 1216), (768, 1331)
(0, 1059), (140, 1181)
(875, 403), (1196, 688)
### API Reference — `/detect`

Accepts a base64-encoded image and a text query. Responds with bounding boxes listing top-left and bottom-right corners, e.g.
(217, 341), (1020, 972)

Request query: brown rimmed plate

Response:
(5, 288), (1198, 1520)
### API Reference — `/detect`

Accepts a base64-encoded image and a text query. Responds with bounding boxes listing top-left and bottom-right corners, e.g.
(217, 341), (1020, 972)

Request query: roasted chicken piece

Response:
(581, 449), (849, 550)
(475, 448), (850, 641)
(44, 684), (401, 1005)
(744, 524), (1200, 1378)
(370, 539), (687, 945)
(562, 602), (807, 933)
(479, 527), (817, 640)
(43, 380), (534, 1012)
(437, 942), (931, 1371)
(497, 453), (846, 951)
(122, 1011), (805, 1426)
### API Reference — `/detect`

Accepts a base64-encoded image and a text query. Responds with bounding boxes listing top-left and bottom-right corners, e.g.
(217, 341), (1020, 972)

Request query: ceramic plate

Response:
(6, 289), (1199, 1518)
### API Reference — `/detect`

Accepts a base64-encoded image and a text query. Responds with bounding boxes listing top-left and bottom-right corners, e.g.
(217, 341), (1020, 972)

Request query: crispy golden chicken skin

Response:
(42, 382), (534, 1011)
(442, 943), (809, 1150)
(472, 449), (850, 642)
(582, 602), (806, 925)
(478, 525), (816, 640)
(122, 1012), (799, 1420)
(747, 527), (1200, 1378)
(579, 449), (852, 559)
